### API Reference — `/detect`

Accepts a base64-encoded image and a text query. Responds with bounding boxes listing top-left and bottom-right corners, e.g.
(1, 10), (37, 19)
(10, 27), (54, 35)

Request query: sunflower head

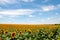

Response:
(45, 30), (48, 33)
(4, 30), (8, 35)
(50, 32), (53, 37)
(25, 29), (27, 32)
(28, 29), (32, 33)
(19, 31), (22, 36)
(11, 32), (16, 38)
(20, 31), (22, 34)
(37, 30), (39, 32)
(0, 30), (2, 34)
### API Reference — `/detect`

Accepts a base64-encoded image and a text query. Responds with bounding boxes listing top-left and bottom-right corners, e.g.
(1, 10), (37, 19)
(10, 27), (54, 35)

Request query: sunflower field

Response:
(0, 24), (60, 40)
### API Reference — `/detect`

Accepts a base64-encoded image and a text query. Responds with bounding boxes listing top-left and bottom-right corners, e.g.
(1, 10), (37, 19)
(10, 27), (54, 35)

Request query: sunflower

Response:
(37, 29), (39, 32)
(20, 31), (22, 34)
(11, 32), (16, 38)
(45, 30), (48, 33)
(25, 29), (27, 32)
(50, 32), (53, 37)
(17, 29), (20, 33)
(4, 30), (8, 35)
(19, 31), (22, 36)
(28, 29), (32, 33)
(0, 30), (2, 34)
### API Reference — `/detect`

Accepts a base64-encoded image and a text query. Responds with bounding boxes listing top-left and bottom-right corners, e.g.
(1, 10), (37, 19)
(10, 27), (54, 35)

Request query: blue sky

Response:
(0, 0), (60, 24)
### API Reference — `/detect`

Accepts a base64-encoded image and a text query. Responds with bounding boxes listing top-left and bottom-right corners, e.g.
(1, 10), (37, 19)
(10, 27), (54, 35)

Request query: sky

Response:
(0, 0), (60, 24)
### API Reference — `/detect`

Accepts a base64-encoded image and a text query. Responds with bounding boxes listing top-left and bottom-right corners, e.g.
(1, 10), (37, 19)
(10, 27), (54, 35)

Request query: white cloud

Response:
(7, 21), (12, 23)
(41, 5), (55, 11)
(0, 0), (34, 4)
(9, 15), (17, 18)
(0, 15), (3, 18)
(40, 4), (60, 12)
(41, 19), (45, 22)
(0, 9), (35, 17)
(47, 17), (51, 20)
(37, 17), (59, 24)
(22, 0), (34, 2)
(29, 15), (34, 18)
(0, 0), (17, 4)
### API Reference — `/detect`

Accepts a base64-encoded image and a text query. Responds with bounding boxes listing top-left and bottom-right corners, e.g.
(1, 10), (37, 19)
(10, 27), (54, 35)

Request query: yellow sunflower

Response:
(4, 30), (8, 35)
(25, 29), (27, 32)
(50, 32), (53, 37)
(20, 31), (22, 34)
(28, 29), (32, 33)
(11, 32), (16, 38)
(0, 30), (2, 34)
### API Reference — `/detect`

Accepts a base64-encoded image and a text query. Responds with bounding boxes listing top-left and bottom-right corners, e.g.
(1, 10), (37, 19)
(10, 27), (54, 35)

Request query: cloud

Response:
(41, 5), (55, 11)
(47, 17), (51, 20)
(0, 9), (35, 17)
(0, 4), (60, 17)
(41, 4), (60, 12)
(29, 15), (35, 18)
(21, 0), (34, 2)
(0, 15), (3, 18)
(0, 0), (34, 5)
(0, 0), (17, 4)
(37, 17), (59, 24)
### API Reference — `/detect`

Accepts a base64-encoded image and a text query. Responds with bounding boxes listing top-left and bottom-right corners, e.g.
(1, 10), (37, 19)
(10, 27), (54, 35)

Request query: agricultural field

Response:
(0, 24), (60, 40)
